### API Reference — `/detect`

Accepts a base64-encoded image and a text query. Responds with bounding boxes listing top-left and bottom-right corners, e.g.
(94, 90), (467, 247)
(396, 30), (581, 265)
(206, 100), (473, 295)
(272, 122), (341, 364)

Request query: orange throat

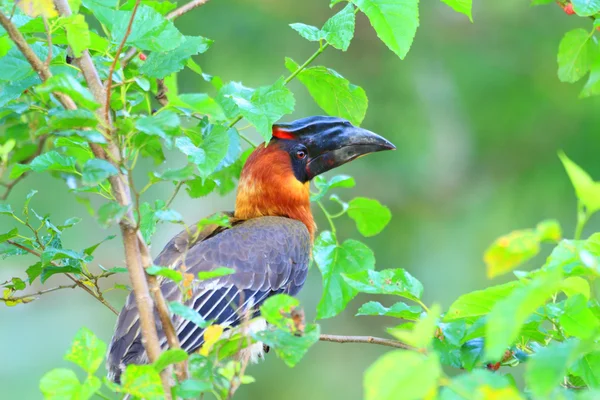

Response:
(234, 144), (316, 239)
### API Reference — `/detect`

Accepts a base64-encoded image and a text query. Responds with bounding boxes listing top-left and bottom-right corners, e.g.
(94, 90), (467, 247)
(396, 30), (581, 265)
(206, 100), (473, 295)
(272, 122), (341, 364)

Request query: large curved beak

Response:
(305, 126), (395, 179)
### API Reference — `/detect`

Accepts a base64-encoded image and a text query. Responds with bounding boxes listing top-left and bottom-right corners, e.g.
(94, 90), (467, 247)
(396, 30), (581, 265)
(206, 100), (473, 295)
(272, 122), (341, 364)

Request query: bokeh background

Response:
(2, 0), (600, 398)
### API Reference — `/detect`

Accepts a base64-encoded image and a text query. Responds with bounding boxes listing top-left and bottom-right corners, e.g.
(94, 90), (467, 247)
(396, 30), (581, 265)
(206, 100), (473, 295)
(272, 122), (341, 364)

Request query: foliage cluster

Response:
(2, 0), (600, 399)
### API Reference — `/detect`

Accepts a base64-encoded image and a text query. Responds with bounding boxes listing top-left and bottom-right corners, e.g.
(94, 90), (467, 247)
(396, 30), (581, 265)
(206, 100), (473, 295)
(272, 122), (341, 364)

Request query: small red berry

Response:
(486, 362), (501, 371)
(563, 3), (575, 15)
(139, 53), (147, 61)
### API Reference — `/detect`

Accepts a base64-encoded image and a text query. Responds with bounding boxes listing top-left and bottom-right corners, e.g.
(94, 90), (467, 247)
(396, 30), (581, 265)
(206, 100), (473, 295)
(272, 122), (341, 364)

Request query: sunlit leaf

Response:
(484, 229), (540, 279)
(364, 351), (440, 400)
(343, 268), (423, 300)
(557, 29), (591, 83)
(64, 327), (107, 374)
(347, 197), (391, 237)
(559, 151), (600, 214)
(445, 281), (521, 322)
(350, 0), (419, 60)
(140, 36), (213, 78)
(314, 232), (375, 319)
(153, 349), (188, 372)
(485, 269), (562, 360)
(440, 0), (473, 21)
(286, 58), (367, 126)
(121, 364), (165, 400)
(253, 323), (320, 367)
(147, 265), (183, 282)
(322, 3), (356, 51)
(64, 14), (91, 57)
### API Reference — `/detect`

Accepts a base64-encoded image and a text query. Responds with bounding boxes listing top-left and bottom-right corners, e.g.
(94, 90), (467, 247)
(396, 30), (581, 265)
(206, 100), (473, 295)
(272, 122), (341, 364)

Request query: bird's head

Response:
(235, 116), (396, 237)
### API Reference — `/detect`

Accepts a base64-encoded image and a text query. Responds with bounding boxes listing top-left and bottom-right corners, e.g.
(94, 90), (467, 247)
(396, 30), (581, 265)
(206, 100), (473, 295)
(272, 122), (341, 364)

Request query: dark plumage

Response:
(107, 216), (310, 381)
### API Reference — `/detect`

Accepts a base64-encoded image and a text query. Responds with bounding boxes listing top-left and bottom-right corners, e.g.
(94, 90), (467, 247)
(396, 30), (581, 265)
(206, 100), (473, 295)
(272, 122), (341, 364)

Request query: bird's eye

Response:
(296, 149), (307, 160)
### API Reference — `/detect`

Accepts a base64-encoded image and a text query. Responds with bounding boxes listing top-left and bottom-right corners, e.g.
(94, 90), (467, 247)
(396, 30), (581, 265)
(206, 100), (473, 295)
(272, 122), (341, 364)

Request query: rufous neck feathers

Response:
(234, 143), (316, 239)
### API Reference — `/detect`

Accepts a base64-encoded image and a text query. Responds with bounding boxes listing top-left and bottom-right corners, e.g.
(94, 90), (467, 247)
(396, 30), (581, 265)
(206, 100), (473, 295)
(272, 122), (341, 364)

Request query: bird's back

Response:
(106, 216), (311, 382)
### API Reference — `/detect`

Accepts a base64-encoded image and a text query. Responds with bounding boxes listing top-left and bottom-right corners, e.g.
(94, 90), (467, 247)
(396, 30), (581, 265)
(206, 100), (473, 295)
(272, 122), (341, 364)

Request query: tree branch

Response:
(1, 283), (78, 303)
(166, 0), (211, 20)
(49, 4), (171, 393)
(319, 334), (413, 350)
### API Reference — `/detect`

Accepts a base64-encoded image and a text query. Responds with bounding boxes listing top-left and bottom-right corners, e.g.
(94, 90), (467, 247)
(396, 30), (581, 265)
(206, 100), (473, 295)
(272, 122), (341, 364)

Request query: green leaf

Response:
(81, 159), (118, 186)
(526, 339), (583, 398)
(175, 126), (230, 178)
(559, 294), (600, 339)
(135, 110), (181, 139)
(347, 197), (391, 237)
(140, 36), (213, 78)
(289, 23), (324, 42)
(484, 229), (540, 278)
(64, 14), (90, 57)
(109, 4), (183, 52)
(64, 327), (107, 375)
(147, 265), (183, 282)
(389, 304), (441, 348)
(0, 204), (14, 215)
(174, 93), (226, 121)
(121, 364), (165, 400)
(154, 209), (183, 223)
(350, 0), (419, 60)
(314, 232), (375, 319)
(176, 379), (212, 398)
(311, 174), (355, 201)
(253, 323), (320, 367)
(364, 351), (441, 400)
(230, 78), (295, 141)
(559, 151), (600, 214)
(260, 294), (300, 329)
(97, 201), (128, 227)
(37, 74), (99, 109)
(439, 369), (522, 400)
(0, 228), (18, 244)
(285, 58), (367, 126)
(322, 3), (356, 51)
(535, 219), (562, 242)
(153, 164), (196, 182)
(581, 42), (600, 98)
(485, 269), (563, 360)
(11, 151), (77, 178)
(445, 281), (521, 322)
(561, 276), (591, 299)
(571, 0), (600, 16)
(169, 301), (208, 328)
(197, 267), (235, 281)
(343, 268), (423, 300)
(557, 29), (591, 83)
(48, 109), (98, 130)
(441, 0), (472, 21)
(39, 368), (82, 399)
(356, 301), (422, 320)
(570, 351), (600, 388)
(153, 349), (188, 372)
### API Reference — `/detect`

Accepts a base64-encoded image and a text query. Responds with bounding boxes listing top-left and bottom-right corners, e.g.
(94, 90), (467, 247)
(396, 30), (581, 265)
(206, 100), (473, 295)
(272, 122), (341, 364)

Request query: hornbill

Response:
(107, 116), (395, 381)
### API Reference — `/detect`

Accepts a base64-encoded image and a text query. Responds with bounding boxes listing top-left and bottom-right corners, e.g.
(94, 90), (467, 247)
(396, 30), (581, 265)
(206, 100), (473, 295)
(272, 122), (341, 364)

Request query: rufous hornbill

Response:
(107, 116), (395, 381)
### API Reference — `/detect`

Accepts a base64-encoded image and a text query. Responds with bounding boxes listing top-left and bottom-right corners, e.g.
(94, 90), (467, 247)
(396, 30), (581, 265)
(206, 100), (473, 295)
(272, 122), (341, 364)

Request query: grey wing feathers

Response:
(106, 216), (311, 382)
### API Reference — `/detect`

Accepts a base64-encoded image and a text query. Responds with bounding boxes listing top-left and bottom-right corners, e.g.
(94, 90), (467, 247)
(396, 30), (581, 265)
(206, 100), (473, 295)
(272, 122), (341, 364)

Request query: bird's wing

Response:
(107, 216), (311, 381)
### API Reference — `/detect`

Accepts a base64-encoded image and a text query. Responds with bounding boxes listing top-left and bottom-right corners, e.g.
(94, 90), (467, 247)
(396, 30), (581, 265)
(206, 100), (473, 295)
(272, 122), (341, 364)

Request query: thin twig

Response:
(104, 0), (141, 126)
(319, 334), (413, 350)
(42, 16), (52, 68)
(165, 181), (184, 208)
(6, 240), (119, 315)
(166, 0), (211, 20)
(1, 283), (77, 302)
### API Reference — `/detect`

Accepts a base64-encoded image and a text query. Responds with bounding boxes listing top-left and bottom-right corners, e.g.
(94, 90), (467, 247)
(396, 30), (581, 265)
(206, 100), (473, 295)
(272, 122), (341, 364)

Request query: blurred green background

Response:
(2, 0), (600, 398)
